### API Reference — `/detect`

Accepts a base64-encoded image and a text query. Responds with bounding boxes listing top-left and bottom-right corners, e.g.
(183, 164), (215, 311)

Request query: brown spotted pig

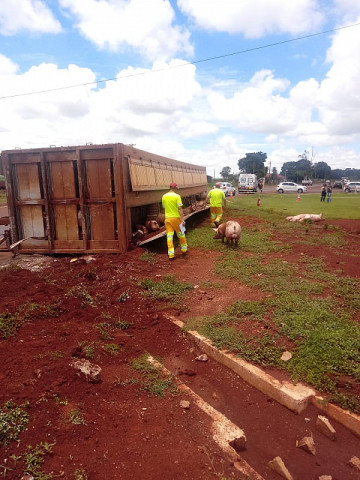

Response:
(213, 220), (241, 246)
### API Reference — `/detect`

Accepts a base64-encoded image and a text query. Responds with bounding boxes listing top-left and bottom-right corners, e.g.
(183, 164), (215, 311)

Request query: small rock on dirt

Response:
(316, 415), (336, 441)
(318, 476), (332, 480)
(70, 358), (102, 383)
(348, 456), (360, 471)
(180, 400), (190, 409)
(195, 354), (208, 362)
(268, 456), (294, 480)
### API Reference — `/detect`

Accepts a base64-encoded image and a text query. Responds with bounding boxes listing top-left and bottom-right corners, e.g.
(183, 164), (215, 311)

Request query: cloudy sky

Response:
(1, 0), (360, 177)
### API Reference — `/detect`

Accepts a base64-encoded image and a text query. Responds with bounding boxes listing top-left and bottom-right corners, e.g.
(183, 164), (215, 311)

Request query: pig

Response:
(286, 214), (306, 222)
(214, 221), (242, 246)
(145, 219), (160, 232)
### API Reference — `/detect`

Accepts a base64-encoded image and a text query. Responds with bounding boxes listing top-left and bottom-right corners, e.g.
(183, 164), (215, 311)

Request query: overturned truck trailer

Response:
(1, 143), (208, 254)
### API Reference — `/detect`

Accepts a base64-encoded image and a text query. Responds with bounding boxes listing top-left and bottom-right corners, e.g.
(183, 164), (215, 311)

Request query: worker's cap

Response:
(215, 182), (221, 187)
(170, 182), (178, 188)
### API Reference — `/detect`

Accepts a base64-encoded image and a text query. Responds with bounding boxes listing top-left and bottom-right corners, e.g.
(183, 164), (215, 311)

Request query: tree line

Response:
(219, 152), (360, 183)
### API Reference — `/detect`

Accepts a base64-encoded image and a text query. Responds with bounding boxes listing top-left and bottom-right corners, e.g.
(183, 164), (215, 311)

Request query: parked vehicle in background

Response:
(218, 182), (236, 196)
(276, 182), (307, 193)
(332, 181), (343, 189)
(238, 173), (257, 193)
(344, 181), (360, 193)
(302, 177), (313, 186)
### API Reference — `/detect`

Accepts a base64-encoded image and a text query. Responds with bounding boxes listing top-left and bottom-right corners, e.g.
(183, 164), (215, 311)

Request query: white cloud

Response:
(178, 0), (324, 37)
(59, 0), (193, 60)
(0, 0), (61, 35)
(208, 70), (296, 133)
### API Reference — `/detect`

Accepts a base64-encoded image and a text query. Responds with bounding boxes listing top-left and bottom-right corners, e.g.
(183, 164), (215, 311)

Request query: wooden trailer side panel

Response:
(50, 161), (81, 248)
(15, 162), (47, 250)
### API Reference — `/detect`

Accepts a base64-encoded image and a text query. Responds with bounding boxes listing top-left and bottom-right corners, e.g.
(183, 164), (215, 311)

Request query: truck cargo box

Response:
(1, 143), (208, 254)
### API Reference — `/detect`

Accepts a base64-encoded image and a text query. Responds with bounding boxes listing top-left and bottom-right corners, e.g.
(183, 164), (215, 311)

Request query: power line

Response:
(1, 21), (360, 100)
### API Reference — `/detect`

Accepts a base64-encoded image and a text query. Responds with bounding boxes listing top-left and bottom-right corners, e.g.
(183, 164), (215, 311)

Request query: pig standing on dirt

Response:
(213, 221), (242, 246)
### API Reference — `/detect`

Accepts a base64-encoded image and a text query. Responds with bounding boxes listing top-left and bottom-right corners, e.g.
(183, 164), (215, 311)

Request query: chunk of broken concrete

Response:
(70, 358), (102, 383)
(268, 456), (293, 480)
(348, 456), (360, 471)
(229, 436), (246, 453)
(180, 400), (190, 409)
(316, 415), (336, 441)
(296, 435), (316, 455)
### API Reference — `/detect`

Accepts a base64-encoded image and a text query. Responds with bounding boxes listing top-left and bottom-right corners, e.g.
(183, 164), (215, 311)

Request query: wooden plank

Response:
(54, 240), (83, 250)
(81, 148), (113, 160)
(16, 163), (41, 200)
(89, 204), (115, 240)
(114, 144), (127, 253)
(51, 162), (76, 199)
(86, 159), (112, 198)
(9, 153), (41, 164)
(45, 151), (76, 162)
(54, 205), (79, 240)
(20, 205), (44, 238)
(87, 240), (119, 250)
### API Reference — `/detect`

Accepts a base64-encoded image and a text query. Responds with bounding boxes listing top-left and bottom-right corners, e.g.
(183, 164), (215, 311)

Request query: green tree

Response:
(220, 166), (232, 180)
(313, 161), (331, 180)
(238, 152), (267, 177)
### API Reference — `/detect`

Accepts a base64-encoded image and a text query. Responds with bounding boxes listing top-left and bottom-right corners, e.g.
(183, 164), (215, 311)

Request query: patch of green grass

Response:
(24, 441), (55, 480)
(96, 321), (115, 341)
(0, 401), (29, 446)
(139, 250), (157, 264)
(131, 354), (178, 397)
(68, 408), (85, 425)
(0, 302), (61, 339)
(139, 274), (192, 302)
(118, 289), (130, 303)
(66, 285), (94, 307)
(78, 341), (95, 359)
(104, 343), (122, 355)
(114, 319), (132, 330)
(74, 469), (88, 480)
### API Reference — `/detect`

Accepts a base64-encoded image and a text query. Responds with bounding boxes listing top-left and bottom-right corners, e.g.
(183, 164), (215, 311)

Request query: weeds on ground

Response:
(68, 408), (86, 425)
(66, 285), (94, 307)
(139, 250), (157, 264)
(118, 289), (130, 303)
(23, 441), (55, 480)
(0, 400), (29, 446)
(78, 341), (95, 359)
(0, 302), (61, 339)
(104, 343), (122, 355)
(139, 274), (192, 302)
(74, 469), (88, 480)
(131, 354), (178, 397)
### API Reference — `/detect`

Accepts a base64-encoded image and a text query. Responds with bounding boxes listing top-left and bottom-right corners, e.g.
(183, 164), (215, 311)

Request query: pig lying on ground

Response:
(213, 221), (242, 246)
(145, 220), (160, 232)
(286, 213), (323, 222)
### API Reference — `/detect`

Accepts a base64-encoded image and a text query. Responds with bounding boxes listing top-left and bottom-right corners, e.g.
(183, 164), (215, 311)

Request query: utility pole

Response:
(268, 161), (272, 183)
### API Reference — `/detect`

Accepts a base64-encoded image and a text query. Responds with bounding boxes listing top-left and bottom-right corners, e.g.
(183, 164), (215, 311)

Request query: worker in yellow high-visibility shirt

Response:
(207, 183), (226, 227)
(162, 182), (188, 260)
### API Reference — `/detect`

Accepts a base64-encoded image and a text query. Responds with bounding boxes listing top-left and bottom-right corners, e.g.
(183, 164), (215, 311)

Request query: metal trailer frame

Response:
(1, 143), (207, 254)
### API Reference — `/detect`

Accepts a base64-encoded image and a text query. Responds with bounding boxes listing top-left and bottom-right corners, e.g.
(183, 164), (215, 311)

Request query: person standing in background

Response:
(162, 182), (187, 260)
(327, 185), (332, 202)
(207, 183), (226, 228)
(320, 185), (327, 202)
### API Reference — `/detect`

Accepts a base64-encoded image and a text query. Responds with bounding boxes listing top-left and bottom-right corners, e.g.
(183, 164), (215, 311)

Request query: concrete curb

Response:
(312, 396), (360, 437)
(148, 355), (264, 480)
(168, 316), (360, 434)
(167, 316), (360, 437)
(169, 317), (315, 414)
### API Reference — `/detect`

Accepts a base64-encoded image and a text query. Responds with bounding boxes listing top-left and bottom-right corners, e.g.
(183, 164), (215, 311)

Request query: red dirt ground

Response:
(1, 215), (360, 480)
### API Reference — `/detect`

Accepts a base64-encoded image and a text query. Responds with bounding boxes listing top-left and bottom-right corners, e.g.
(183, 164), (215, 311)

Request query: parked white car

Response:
(218, 182), (236, 196)
(276, 182), (307, 193)
(344, 181), (360, 193)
